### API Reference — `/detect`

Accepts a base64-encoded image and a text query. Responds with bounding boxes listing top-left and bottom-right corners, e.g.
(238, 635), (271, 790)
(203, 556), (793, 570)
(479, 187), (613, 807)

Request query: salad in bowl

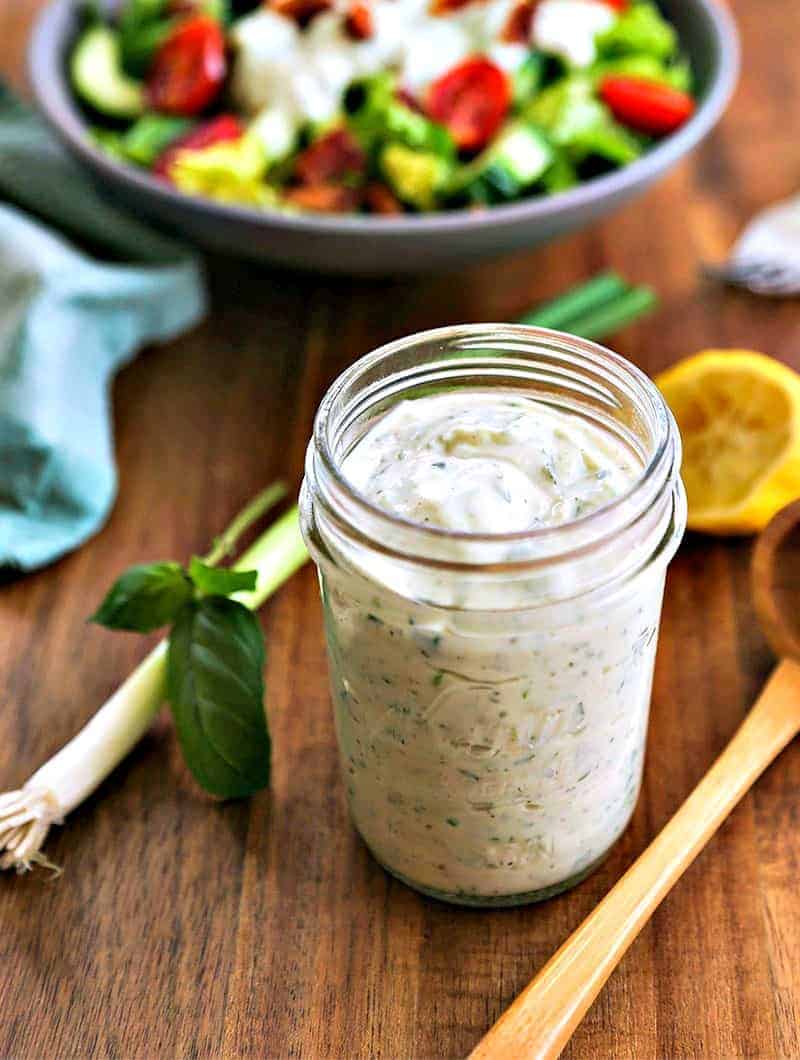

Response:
(71, 0), (697, 215)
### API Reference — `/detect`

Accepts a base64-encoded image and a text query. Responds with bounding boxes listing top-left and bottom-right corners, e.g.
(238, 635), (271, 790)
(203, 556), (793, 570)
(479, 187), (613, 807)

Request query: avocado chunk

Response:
(380, 143), (452, 210)
(71, 25), (145, 120)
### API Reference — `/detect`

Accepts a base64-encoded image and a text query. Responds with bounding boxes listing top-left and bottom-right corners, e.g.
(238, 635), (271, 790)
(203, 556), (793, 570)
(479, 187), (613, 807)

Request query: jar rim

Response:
(310, 324), (680, 570)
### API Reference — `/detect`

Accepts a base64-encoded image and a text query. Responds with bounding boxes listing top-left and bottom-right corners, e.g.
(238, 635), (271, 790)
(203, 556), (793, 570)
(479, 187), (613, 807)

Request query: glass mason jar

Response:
(300, 325), (686, 907)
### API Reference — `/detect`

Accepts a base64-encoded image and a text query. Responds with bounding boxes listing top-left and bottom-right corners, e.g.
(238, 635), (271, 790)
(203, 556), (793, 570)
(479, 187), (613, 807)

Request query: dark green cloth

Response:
(0, 87), (206, 570)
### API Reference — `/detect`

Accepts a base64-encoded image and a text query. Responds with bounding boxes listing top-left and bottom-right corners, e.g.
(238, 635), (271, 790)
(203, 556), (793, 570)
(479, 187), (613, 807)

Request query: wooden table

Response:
(2, 3), (799, 1057)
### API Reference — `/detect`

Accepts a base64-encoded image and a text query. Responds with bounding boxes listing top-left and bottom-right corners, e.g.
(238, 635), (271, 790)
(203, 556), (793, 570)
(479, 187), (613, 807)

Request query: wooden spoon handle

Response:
(469, 658), (800, 1060)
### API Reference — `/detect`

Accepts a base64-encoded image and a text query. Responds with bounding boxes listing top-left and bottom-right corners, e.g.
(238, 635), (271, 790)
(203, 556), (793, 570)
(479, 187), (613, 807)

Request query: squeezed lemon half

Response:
(656, 349), (800, 534)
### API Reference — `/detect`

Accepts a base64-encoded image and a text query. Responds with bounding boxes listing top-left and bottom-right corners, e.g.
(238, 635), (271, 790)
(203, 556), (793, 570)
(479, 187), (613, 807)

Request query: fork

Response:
(703, 259), (800, 297)
(703, 190), (800, 297)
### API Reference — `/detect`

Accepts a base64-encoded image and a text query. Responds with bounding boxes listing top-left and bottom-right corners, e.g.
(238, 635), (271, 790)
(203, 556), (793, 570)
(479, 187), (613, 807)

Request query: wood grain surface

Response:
(1, 3), (799, 1058)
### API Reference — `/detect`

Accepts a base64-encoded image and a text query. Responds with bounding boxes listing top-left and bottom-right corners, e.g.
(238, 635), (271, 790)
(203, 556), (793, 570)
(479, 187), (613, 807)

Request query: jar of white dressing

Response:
(301, 325), (686, 907)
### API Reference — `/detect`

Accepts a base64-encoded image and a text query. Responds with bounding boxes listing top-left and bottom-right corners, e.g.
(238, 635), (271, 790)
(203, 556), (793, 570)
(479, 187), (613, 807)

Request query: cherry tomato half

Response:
(147, 16), (227, 117)
(599, 0), (628, 9)
(599, 76), (695, 136)
(153, 114), (243, 179)
(426, 58), (511, 154)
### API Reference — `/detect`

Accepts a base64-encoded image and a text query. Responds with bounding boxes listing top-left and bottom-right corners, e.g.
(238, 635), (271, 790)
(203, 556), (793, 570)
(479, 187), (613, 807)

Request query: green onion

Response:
(0, 484), (308, 874)
(518, 272), (628, 330)
(517, 271), (656, 340)
(565, 285), (657, 340)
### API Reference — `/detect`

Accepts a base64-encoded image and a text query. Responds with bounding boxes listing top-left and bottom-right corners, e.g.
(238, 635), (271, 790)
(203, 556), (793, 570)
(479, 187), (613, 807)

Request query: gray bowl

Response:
(29, 0), (739, 274)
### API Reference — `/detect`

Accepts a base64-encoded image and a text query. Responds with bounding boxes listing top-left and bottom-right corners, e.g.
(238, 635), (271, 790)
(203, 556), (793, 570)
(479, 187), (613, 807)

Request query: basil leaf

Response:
(167, 597), (270, 798)
(91, 562), (192, 632)
(188, 557), (258, 596)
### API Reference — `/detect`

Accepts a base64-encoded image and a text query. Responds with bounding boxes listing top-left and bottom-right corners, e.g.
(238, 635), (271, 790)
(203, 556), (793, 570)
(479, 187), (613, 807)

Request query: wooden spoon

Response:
(469, 500), (800, 1060)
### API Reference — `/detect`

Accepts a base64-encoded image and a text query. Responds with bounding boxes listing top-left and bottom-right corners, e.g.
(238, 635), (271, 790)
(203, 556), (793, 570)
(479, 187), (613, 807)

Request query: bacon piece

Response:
(268, 0), (332, 25)
(429, 0), (487, 16)
(364, 182), (403, 215)
(501, 0), (538, 43)
(284, 184), (363, 212)
(293, 128), (366, 186)
(345, 0), (374, 39)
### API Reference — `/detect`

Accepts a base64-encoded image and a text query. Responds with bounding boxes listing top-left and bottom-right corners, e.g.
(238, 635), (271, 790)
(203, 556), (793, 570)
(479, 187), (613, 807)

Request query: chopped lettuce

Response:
(94, 115), (193, 166)
(202, 0), (231, 22)
(345, 75), (455, 159)
(118, 0), (229, 77)
(169, 133), (275, 205)
(118, 0), (174, 77)
(524, 76), (642, 165)
(91, 126), (129, 160)
(123, 114), (194, 165)
(595, 2), (679, 61)
(539, 152), (579, 193)
(121, 0), (166, 22)
(512, 52), (547, 106)
(590, 53), (693, 93)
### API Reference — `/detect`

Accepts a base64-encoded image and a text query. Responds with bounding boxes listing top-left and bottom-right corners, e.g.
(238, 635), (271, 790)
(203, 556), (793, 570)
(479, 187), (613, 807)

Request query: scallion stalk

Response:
(0, 484), (308, 874)
(565, 285), (657, 340)
(516, 272), (657, 340)
(518, 272), (629, 331)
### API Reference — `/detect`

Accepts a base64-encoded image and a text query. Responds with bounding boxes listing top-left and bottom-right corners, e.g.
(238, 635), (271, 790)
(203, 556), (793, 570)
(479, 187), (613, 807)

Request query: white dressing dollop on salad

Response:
(231, 0), (531, 145)
(531, 0), (617, 69)
(71, 0), (696, 215)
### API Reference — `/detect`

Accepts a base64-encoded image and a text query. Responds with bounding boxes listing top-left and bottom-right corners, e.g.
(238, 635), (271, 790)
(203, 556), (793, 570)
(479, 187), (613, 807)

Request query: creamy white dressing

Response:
(319, 391), (665, 903)
(231, 0), (619, 159)
(344, 393), (635, 534)
(531, 0), (617, 69)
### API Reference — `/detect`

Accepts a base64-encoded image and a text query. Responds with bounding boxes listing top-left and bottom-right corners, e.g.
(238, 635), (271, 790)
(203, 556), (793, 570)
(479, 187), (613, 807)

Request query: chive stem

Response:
(518, 272), (628, 331)
(516, 272), (657, 341)
(565, 286), (657, 341)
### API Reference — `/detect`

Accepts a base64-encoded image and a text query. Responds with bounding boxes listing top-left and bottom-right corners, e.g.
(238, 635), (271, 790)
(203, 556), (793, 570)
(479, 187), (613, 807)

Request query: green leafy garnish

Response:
(595, 2), (678, 61)
(188, 556), (258, 596)
(91, 562), (192, 632)
(122, 113), (194, 165)
(345, 74), (455, 159)
(168, 597), (269, 798)
(118, 0), (174, 77)
(590, 54), (693, 93)
(512, 52), (546, 106)
(525, 77), (642, 165)
(92, 552), (268, 797)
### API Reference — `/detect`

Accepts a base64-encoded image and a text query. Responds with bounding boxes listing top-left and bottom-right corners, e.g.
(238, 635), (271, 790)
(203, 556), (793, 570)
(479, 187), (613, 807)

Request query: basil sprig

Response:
(92, 557), (270, 798)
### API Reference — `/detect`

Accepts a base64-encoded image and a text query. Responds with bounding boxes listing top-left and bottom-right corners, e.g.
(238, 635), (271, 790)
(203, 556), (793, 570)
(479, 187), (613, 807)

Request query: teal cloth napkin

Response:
(0, 87), (206, 570)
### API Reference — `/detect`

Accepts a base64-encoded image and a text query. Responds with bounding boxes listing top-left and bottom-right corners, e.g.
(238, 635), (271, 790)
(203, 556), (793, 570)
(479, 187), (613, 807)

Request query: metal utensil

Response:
(705, 192), (800, 296)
